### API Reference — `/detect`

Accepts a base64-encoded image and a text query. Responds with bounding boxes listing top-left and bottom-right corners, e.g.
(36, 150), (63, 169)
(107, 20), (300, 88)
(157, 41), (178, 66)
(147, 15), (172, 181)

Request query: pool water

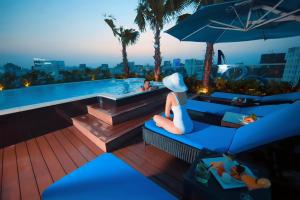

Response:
(0, 78), (163, 115)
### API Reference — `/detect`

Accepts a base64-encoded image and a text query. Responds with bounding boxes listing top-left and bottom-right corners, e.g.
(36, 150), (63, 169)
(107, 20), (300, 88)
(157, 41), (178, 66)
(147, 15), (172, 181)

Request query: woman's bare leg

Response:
(153, 115), (182, 135)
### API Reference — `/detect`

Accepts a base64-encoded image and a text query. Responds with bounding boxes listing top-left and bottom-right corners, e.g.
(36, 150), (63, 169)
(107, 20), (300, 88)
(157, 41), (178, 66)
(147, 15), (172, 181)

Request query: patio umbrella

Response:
(166, 0), (300, 43)
(166, 0), (300, 88)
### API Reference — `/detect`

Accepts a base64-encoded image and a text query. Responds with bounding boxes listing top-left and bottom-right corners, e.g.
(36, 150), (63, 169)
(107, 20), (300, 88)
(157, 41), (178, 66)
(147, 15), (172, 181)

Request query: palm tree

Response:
(104, 16), (140, 78)
(176, 0), (224, 89)
(134, 0), (188, 81)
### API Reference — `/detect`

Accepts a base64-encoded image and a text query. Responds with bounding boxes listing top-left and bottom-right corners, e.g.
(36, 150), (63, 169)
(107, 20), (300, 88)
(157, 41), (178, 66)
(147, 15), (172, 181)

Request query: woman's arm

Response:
(165, 94), (172, 119)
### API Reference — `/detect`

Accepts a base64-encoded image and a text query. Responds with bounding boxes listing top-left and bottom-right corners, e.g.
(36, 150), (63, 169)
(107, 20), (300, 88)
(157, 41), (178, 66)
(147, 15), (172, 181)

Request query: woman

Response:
(139, 79), (152, 92)
(153, 73), (193, 134)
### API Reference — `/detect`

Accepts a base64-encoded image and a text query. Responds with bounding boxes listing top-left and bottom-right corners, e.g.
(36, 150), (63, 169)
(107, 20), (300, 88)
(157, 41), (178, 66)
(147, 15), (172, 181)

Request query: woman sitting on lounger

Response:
(153, 73), (193, 135)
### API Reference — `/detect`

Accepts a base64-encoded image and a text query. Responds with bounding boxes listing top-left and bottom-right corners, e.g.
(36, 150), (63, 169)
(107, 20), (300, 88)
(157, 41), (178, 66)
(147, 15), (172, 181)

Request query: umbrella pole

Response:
(203, 42), (214, 89)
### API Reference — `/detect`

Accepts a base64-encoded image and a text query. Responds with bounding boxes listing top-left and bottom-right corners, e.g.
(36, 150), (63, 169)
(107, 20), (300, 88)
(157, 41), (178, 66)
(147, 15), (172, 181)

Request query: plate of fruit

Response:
(241, 114), (257, 124)
(202, 157), (256, 189)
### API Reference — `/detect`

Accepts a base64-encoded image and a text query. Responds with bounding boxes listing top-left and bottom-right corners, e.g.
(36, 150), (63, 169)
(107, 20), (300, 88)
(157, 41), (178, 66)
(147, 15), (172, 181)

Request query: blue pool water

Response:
(0, 78), (163, 115)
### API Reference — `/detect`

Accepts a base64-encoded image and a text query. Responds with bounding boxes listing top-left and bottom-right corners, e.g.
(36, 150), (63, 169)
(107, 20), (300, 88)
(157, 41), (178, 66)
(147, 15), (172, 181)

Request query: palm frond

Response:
(122, 29), (140, 46)
(176, 13), (191, 24)
(104, 16), (120, 37)
(135, 2), (147, 32)
(165, 0), (190, 15)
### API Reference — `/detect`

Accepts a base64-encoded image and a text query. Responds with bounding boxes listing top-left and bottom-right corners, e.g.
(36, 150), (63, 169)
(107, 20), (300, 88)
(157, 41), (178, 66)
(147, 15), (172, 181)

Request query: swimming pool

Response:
(0, 78), (164, 115)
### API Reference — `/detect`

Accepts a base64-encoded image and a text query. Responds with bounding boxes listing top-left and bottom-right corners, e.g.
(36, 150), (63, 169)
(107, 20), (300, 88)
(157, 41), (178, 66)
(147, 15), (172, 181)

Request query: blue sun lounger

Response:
(186, 99), (289, 117)
(211, 92), (261, 101)
(42, 153), (176, 200)
(211, 91), (300, 103)
(143, 101), (300, 163)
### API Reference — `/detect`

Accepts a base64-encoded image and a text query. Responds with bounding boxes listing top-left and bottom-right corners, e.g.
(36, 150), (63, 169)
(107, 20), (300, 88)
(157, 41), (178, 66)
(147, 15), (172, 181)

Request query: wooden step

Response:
(87, 95), (166, 125)
(100, 87), (169, 106)
(55, 103), (87, 124)
(72, 97), (98, 113)
(72, 109), (161, 152)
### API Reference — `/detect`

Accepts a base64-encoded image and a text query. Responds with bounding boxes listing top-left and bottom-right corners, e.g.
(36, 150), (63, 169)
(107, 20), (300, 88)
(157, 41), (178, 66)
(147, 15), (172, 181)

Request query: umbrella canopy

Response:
(166, 0), (300, 43)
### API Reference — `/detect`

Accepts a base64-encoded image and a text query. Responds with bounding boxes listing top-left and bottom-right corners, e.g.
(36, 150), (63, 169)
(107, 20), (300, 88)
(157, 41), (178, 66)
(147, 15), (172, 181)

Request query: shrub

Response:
(212, 78), (294, 96)
(145, 72), (163, 82)
(184, 75), (210, 94)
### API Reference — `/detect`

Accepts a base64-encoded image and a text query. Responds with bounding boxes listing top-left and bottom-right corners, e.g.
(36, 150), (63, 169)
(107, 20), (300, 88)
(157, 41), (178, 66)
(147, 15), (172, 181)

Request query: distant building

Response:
(117, 62), (135, 68)
(175, 67), (187, 77)
(2, 63), (24, 77)
(172, 59), (181, 69)
(184, 59), (204, 80)
(162, 60), (172, 73)
(110, 65), (123, 75)
(131, 65), (144, 76)
(114, 62), (136, 74)
(260, 53), (286, 64)
(32, 58), (65, 80)
(20, 68), (31, 75)
(282, 47), (300, 86)
(79, 64), (87, 71)
(257, 53), (286, 80)
(144, 64), (154, 72)
(64, 66), (80, 71)
(100, 64), (109, 70)
(164, 61), (171, 67)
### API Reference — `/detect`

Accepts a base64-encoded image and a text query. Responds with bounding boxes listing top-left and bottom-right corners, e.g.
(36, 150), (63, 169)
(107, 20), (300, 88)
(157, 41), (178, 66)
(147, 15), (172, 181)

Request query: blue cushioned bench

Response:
(186, 99), (289, 117)
(143, 101), (300, 163)
(42, 153), (176, 200)
(186, 100), (241, 115)
(211, 92), (261, 101)
(211, 91), (300, 104)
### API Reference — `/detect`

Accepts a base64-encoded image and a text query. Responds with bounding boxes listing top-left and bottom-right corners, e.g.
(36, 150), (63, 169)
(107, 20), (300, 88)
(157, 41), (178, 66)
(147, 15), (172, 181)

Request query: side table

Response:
(183, 155), (271, 200)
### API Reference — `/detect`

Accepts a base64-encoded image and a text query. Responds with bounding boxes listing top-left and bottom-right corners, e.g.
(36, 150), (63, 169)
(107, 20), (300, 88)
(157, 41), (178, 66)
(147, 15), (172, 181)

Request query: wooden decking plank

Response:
(114, 150), (181, 197)
(114, 150), (152, 176)
(126, 139), (188, 182)
(26, 139), (53, 194)
(115, 147), (183, 194)
(0, 148), (3, 198)
(62, 128), (96, 161)
(1, 145), (20, 200)
(54, 131), (87, 167)
(44, 133), (77, 174)
(36, 136), (66, 181)
(15, 142), (40, 200)
(68, 126), (103, 156)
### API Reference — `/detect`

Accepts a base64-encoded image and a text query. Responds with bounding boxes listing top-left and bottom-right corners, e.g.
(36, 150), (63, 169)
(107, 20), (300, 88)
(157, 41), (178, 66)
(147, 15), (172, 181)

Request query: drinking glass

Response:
(194, 162), (211, 184)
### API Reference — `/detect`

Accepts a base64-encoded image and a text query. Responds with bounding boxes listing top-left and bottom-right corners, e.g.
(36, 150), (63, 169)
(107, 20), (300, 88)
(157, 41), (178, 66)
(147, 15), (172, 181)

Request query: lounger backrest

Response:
(229, 101), (300, 154)
(261, 92), (300, 102)
(211, 92), (261, 100)
(186, 99), (241, 115)
(240, 103), (290, 117)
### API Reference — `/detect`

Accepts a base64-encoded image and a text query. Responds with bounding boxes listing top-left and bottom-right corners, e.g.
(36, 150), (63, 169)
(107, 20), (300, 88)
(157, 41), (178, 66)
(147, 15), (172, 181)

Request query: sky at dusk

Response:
(1, 0), (300, 68)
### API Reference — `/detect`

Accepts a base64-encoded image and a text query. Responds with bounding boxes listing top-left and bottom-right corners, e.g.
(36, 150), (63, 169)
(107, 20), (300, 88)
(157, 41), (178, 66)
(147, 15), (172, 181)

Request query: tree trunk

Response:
(203, 42), (214, 88)
(122, 43), (129, 78)
(153, 25), (162, 81)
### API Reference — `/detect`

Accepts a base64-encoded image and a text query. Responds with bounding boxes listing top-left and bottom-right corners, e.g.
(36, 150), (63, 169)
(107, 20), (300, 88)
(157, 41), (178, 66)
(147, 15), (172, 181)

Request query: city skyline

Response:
(1, 0), (300, 68)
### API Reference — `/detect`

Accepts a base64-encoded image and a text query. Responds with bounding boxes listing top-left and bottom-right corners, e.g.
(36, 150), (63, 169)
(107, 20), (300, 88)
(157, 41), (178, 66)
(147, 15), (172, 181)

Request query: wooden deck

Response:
(0, 126), (189, 200)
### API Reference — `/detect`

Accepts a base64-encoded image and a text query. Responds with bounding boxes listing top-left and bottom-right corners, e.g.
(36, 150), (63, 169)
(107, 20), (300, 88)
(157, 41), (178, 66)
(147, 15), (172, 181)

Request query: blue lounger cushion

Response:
(260, 92), (300, 102)
(186, 99), (288, 117)
(229, 101), (300, 154)
(186, 99), (241, 115)
(240, 103), (290, 117)
(211, 91), (300, 103)
(42, 153), (176, 200)
(145, 119), (236, 153)
(211, 92), (261, 101)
